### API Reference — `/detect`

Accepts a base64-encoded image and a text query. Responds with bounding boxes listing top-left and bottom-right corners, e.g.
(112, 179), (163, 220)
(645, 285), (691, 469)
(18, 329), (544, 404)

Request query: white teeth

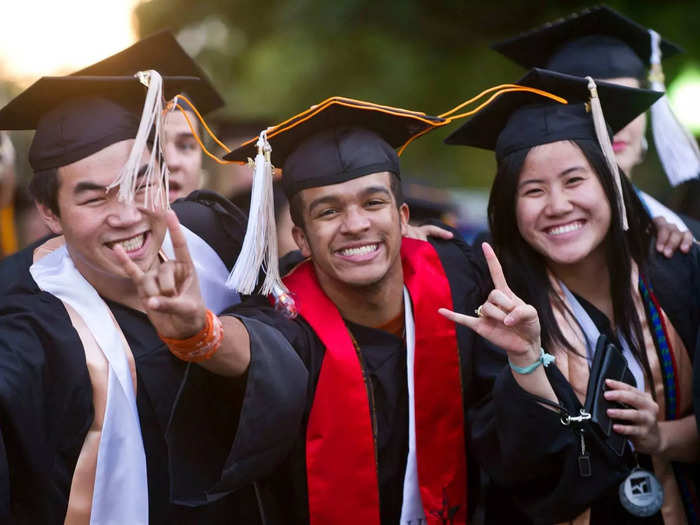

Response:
(340, 244), (378, 256)
(115, 233), (145, 252)
(548, 221), (583, 236)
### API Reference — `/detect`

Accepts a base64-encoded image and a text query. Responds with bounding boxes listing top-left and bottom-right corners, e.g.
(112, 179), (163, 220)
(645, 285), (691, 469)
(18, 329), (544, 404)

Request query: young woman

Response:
(492, 5), (700, 239)
(442, 70), (700, 524)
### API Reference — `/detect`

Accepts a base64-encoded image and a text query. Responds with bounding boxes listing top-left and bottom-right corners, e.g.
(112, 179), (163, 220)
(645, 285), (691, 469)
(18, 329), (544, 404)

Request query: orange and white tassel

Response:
(586, 76), (628, 231)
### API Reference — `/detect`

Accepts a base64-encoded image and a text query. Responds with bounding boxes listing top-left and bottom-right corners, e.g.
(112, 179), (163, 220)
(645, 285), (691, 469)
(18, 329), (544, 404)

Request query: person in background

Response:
(0, 131), (18, 258)
(444, 68), (699, 524)
(492, 5), (700, 240)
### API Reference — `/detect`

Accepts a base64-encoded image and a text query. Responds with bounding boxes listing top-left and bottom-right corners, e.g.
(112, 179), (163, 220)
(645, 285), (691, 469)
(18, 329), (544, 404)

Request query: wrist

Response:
(507, 344), (542, 369)
(160, 309), (223, 362)
(508, 347), (555, 375)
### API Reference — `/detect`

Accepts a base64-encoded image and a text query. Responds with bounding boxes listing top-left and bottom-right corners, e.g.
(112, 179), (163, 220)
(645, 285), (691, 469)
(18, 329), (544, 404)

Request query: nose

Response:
(545, 186), (574, 216)
(339, 205), (370, 235)
(106, 199), (144, 228)
(164, 141), (181, 171)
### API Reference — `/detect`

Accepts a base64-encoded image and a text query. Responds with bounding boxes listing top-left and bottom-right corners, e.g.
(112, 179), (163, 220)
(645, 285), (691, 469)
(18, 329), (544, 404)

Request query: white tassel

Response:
(226, 131), (287, 296)
(586, 76), (629, 231)
(648, 29), (700, 187)
(106, 70), (169, 211)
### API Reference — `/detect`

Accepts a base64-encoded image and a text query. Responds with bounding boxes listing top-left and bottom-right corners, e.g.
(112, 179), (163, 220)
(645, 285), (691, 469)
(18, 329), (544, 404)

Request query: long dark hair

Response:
(488, 138), (655, 382)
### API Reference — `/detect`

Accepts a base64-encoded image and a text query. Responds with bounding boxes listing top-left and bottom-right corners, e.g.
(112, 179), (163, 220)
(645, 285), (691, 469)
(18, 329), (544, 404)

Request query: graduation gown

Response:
(470, 244), (700, 524)
(0, 190), (304, 523)
(167, 234), (490, 524)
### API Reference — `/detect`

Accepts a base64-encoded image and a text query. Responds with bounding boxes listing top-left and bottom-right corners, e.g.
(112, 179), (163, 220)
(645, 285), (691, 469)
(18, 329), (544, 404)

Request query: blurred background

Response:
(1, 0), (699, 246)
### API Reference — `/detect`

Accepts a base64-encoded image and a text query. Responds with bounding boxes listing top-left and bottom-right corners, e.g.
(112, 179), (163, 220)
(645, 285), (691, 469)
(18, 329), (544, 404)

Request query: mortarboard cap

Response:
(223, 97), (448, 199)
(492, 5), (683, 80)
(445, 68), (662, 158)
(223, 97), (450, 297)
(74, 30), (225, 115)
(446, 68), (663, 231)
(492, 8), (700, 186)
(0, 74), (204, 172)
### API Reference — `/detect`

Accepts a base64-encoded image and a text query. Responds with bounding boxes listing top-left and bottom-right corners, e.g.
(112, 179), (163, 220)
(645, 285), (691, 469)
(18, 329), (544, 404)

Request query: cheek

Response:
(515, 197), (536, 239)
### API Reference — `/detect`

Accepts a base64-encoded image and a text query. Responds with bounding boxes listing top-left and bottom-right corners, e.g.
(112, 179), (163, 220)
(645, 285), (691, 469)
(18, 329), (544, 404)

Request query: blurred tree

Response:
(134, 0), (700, 192)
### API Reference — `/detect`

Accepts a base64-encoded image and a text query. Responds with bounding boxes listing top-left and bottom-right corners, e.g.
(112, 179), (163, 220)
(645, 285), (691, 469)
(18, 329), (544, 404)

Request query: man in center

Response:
(162, 99), (542, 524)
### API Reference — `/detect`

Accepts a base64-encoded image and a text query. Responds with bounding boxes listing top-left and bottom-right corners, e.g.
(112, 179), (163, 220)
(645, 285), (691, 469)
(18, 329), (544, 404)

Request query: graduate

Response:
(154, 94), (553, 524)
(444, 68), (700, 524)
(0, 37), (306, 523)
(492, 5), (700, 240)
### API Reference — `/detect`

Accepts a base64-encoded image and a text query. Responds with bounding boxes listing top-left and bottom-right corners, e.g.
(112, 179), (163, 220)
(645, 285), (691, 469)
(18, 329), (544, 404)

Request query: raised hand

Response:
(653, 216), (693, 257)
(438, 242), (540, 361)
(114, 210), (206, 339)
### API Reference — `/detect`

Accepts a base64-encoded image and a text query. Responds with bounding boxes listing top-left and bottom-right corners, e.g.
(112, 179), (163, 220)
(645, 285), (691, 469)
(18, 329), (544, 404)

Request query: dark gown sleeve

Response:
(0, 293), (93, 523)
(165, 315), (309, 505)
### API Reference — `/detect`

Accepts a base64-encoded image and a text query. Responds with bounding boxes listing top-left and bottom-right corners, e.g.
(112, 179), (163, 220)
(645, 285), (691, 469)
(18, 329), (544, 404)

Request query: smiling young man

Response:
(0, 41), (307, 523)
(154, 99), (520, 525)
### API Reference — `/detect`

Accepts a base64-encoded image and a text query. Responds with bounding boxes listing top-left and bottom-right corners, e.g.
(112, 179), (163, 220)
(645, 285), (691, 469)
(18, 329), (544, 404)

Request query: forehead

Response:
(163, 110), (196, 135)
(57, 139), (143, 187)
(298, 171), (393, 204)
(521, 140), (590, 174)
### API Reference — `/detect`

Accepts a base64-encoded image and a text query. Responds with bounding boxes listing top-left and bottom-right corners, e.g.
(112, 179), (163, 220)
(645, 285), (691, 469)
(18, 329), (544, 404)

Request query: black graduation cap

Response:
(0, 30), (222, 172)
(222, 97), (448, 198)
(74, 30), (225, 115)
(492, 5), (683, 79)
(444, 68), (663, 159)
(0, 75), (204, 172)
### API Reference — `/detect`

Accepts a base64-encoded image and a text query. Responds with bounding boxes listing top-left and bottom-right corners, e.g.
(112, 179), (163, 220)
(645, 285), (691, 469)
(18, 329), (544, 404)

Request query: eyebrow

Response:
(307, 185), (392, 214)
(517, 166), (586, 189)
(73, 164), (149, 196)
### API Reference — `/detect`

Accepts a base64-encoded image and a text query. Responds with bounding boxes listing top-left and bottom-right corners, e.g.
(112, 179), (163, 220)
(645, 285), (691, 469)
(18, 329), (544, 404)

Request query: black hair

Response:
(29, 167), (61, 217)
(488, 139), (655, 384)
(289, 171), (404, 229)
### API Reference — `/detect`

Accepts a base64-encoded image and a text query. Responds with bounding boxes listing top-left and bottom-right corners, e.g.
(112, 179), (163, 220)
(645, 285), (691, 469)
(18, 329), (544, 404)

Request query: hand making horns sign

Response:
(114, 210), (207, 340)
(439, 242), (542, 361)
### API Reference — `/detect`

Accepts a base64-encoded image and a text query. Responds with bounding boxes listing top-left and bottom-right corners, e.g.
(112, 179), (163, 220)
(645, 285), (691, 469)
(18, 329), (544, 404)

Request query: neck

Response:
(549, 246), (614, 323)
(316, 263), (405, 329)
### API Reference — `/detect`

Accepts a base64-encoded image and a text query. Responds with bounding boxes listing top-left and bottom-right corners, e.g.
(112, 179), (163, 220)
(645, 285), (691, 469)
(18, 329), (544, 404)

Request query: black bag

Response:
(583, 335), (636, 456)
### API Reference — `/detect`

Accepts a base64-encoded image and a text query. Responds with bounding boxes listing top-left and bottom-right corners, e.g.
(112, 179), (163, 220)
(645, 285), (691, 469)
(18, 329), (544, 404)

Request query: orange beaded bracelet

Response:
(160, 309), (223, 362)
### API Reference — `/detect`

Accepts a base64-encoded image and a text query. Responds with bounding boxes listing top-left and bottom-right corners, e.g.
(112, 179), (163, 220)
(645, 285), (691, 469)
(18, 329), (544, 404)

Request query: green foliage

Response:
(134, 0), (700, 192)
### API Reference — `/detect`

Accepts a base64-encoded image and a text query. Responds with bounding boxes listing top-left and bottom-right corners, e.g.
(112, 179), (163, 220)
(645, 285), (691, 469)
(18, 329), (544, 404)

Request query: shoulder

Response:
(172, 190), (248, 270)
(646, 242), (700, 352)
(0, 235), (56, 296)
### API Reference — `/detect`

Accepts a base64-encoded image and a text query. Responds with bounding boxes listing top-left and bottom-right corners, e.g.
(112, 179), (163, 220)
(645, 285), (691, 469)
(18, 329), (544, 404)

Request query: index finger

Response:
(482, 242), (510, 292)
(114, 243), (146, 281)
(167, 210), (193, 267)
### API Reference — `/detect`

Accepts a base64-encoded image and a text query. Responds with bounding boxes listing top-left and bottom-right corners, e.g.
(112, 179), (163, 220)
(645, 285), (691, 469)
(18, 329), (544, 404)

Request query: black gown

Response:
(167, 233), (492, 524)
(0, 191), (307, 523)
(470, 244), (700, 524)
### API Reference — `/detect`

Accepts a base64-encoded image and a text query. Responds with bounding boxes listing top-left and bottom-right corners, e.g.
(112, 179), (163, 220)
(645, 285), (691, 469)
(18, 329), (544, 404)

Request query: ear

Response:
(399, 202), (410, 236)
(36, 201), (63, 235)
(292, 225), (312, 258)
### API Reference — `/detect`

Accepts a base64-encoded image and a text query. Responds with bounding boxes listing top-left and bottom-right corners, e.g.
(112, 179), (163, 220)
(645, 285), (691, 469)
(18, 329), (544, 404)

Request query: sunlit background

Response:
(0, 0), (140, 82)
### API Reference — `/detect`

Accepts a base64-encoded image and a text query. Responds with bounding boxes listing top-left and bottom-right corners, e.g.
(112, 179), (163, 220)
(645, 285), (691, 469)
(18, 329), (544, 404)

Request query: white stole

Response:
(29, 225), (238, 524)
(400, 286), (427, 523)
(30, 245), (149, 525)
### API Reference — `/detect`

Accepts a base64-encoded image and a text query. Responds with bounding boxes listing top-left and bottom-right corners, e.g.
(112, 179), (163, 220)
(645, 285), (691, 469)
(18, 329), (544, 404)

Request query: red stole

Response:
(282, 238), (467, 524)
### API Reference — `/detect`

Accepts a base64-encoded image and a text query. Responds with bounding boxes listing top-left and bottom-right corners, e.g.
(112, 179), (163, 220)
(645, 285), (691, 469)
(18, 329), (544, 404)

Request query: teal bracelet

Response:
(508, 348), (556, 375)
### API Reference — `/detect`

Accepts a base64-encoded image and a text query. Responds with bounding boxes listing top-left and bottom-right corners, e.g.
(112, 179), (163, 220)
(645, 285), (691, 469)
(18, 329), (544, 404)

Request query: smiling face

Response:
(515, 140), (612, 270)
(38, 139), (167, 291)
(163, 109), (202, 201)
(607, 77), (647, 177)
(292, 171), (408, 292)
